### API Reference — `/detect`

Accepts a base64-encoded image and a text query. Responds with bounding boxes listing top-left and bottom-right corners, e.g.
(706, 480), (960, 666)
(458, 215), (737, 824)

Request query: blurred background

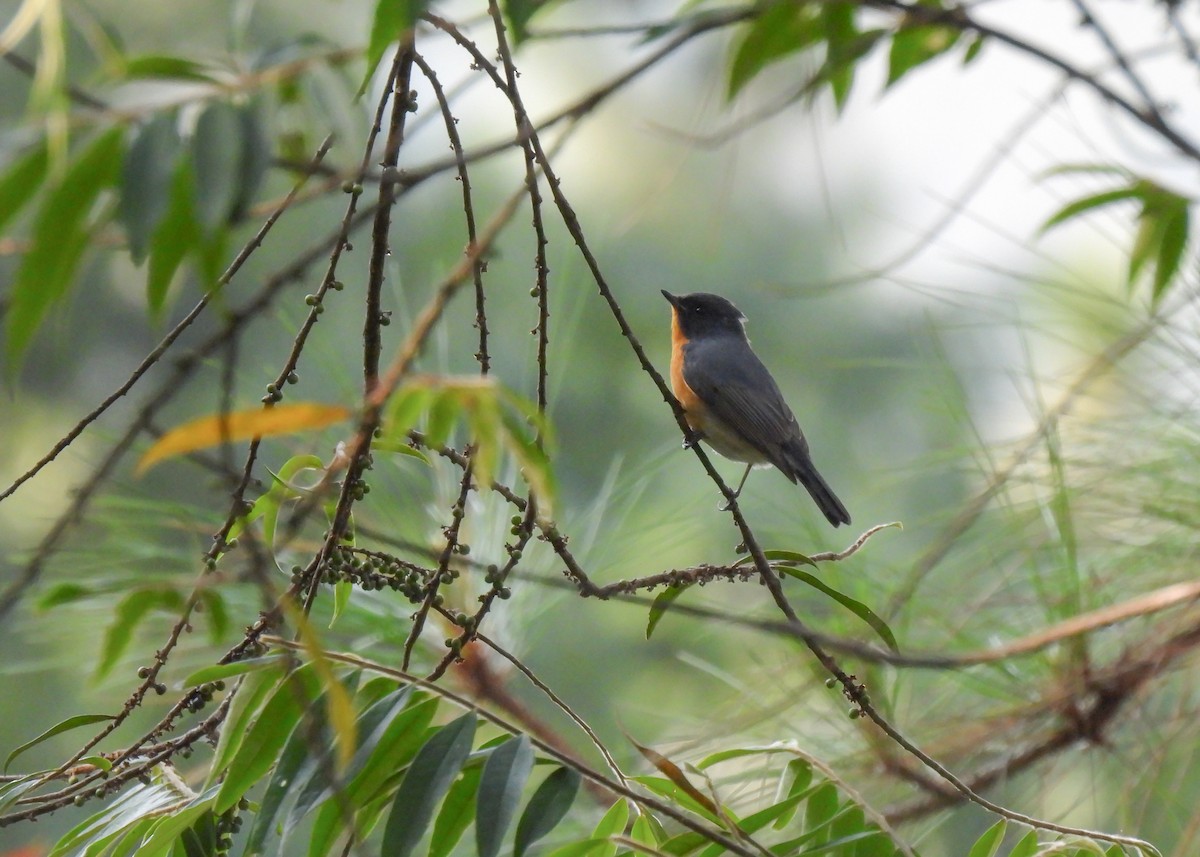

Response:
(2, 0), (1199, 854)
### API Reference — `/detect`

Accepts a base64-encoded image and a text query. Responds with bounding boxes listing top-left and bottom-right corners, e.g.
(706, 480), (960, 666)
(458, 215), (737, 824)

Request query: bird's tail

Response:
(785, 446), (851, 527)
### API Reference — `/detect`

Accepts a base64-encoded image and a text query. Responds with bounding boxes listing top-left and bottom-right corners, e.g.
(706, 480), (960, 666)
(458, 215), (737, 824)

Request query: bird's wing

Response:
(682, 337), (803, 467)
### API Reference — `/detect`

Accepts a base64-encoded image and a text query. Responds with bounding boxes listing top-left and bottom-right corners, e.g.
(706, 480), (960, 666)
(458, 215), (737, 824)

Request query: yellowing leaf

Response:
(138, 403), (350, 474)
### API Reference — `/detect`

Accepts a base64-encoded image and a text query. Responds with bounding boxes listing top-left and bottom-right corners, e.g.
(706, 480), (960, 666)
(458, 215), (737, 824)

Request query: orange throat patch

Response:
(669, 310), (705, 431)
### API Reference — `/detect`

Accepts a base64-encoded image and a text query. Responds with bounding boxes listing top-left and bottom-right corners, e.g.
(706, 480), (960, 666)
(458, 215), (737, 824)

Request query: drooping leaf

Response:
(233, 101), (272, 219)
(1152, 195), (1189, 302)
(208, 662), (288, 784)
(137, 402), (350, 474)
(966, 819), (1006, 857)
(0, 138), (49, 236)
(241, 715), (313, 856)
(512, 767), (581, 857)
(5, 127), (124, 374)
(778, 566), (899, 652)
(476, 735), (535, 857)
(503, 0), (558, 44)
(96, 586), (185, 679)
(145, 161), (199, 315)
(191, 101), (244, 232)
(630, 740), (717, 816)
(214, 665), (318, 813)
(380, 712), (477, 857)
(119, 112), (181, 263)
(35, 582), (94, 609)
(887, 22), (959, 87)
(287, 603), (357, 773)
(430, 767), (484, 857)
(803, 782), (839, 835)
(646, 584), (691, 639)
(728, 2), (821, 98)
(359, 0), (428, 97)
(4, 713), (116, 773)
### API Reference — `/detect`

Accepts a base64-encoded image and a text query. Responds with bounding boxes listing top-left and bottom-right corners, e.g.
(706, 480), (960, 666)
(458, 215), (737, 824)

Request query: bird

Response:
(662, 290), (851, 527)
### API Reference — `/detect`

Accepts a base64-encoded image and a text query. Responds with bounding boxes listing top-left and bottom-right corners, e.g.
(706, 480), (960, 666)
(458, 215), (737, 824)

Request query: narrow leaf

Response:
(241, 715), (313, 856)
(359, 0), (426, 97)
(966, 819), (1006, 857)
(137, 402), (350, 474)
(121, 55), (218, 82)
(430, 767), (484, 857)
(778, 567), (899, 652)
(476, 735), (535, 857)
(1040, 187), (1141, 234)
(513, 767), (582, 857)
(182, 653), (288, 688)
(233, 101), (271, 219)
(887, 24), (959, 87)
(191, 101), (244, 232)
(6, 127), (124, 374)
(1153, 202), (1189, 302)
(5, 713), (116, 773)
(728, 3), (820, 98)
(646, 584), (691, 639)
(1007, 831), (1039, 857)
(380, 712), (477, 857)
(0, 138), (49, 236)
(214, 666), (316, 813)
(119, 112), (180, 263)
(146, 161), (198, 316)
(96, 587), (185, 679)
(630, 740), (717, 816)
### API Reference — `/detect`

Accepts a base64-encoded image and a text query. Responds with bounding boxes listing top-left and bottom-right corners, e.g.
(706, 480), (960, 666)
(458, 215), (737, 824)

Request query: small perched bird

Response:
(662, 290), (851, 527)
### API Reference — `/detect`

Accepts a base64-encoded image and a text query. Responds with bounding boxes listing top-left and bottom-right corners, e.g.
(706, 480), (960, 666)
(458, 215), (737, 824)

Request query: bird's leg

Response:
(719, 464), (753, 511)
(681, 428), (702, 450)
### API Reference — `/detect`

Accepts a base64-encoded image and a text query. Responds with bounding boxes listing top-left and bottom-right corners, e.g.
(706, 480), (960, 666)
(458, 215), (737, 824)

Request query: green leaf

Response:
(5, 127), (124, 374)
(962, 32), (985, 65)
(732, 549), (816, 568)
(593, 798), (630, 840)
(776, 759), (813, 828)
(1040, 187), (1141, 234)
(191, 101), (244, 232)
(1007, 831), (1039, 857)
(503, 0), (557, 44)
(0, 138), (49, 236)
(887, 23), (959, 87)
(359, 0), (428, 97)
(146, 162), (198, 315)
(380, 711), (477, 857)
(97, 587), (186, 680)
(804, 783), (839, 834)
(119, 112), (180, 263)
(1152, 199), (1188, 302)
(336, 693), (440, 813)
(513, 767), (582, 857)
(778, 567), (899, 652)
(121, 55), (218, 82)
(208, 665), (285, 784)
(182, 653), (288, 687)
(331, 579), (353, 627)
(819, 3), (861, 110)
(233, 101), (272, 219)
(646, 584), (691, 639)
(728, 2), (821, 98)
(477, 735), (535, 857)
(215, 666), (317, 813)
(35, 582), (95, 609)
(241, 716), (313, 856)
(430, 767), (484, 857)
(966, 819), (1006, 857)
(5, 713), (116, 773)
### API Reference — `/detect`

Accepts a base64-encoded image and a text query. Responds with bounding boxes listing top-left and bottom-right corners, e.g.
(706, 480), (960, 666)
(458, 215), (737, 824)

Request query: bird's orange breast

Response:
(669, 309), (706, 430)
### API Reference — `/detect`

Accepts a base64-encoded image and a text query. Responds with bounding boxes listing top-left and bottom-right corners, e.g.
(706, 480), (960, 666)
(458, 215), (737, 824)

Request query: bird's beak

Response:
(661, 290), (680, 308)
